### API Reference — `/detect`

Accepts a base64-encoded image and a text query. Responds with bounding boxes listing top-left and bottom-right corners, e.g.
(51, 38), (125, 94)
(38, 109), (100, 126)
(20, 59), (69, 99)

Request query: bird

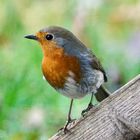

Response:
(24, 26), (110, 133)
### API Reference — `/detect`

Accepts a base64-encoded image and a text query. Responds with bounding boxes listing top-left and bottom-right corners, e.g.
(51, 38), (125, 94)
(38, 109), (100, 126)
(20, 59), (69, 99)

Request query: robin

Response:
(25, 26), (110, 133)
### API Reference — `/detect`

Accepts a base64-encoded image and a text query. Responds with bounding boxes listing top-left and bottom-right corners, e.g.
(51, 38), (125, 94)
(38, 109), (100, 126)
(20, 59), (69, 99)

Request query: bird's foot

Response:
(81, 103), (94, 117)
(58, 118), (76, 134)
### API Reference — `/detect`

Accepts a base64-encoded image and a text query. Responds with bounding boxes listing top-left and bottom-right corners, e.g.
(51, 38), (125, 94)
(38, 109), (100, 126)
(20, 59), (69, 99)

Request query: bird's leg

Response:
(63, 99), (74, 134)
(81, 93), (94, 116)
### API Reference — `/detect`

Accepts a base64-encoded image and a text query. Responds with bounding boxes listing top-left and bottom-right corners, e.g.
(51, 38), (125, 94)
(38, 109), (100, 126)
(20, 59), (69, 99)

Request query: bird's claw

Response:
(58, 118), (76, 134)
(81, 103), (94, 117)
(63, 126), (70, 134)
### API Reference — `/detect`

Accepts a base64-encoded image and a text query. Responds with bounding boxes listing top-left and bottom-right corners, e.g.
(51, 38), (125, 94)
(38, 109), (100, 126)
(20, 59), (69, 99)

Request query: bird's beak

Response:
(24, 34), (38, 41)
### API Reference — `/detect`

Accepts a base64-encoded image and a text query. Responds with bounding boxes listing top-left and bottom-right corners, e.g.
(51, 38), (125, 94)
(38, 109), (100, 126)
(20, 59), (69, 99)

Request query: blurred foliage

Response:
(0, 0), (140, 139)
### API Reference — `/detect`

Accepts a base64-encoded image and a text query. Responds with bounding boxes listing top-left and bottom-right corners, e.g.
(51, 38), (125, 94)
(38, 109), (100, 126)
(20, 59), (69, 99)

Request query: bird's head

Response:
(25, 26), (86, 56)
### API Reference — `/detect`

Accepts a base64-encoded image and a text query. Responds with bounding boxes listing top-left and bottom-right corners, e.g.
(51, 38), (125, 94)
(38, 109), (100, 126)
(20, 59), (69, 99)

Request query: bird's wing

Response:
(91, 53), (107, 82)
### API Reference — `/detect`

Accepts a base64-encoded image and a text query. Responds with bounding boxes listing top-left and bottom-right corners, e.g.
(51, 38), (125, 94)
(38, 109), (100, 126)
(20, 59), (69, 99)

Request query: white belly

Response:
(57, 70), (104, 99)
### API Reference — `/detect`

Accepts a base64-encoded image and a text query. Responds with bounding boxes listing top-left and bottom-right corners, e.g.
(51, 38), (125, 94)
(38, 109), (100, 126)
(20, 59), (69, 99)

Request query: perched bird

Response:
(25, 26), (110, 133)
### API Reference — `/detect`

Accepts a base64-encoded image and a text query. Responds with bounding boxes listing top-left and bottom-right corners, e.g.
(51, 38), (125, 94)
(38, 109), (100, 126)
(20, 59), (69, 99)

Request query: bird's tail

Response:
(95, 85), (111, 102)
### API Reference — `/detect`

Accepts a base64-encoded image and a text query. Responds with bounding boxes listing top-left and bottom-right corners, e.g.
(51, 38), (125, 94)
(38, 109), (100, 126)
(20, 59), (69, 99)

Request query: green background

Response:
(0, 0), (140, 139)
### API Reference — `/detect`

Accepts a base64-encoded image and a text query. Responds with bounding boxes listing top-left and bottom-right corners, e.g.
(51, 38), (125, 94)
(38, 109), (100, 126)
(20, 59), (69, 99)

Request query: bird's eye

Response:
(45, 34), (53, 40)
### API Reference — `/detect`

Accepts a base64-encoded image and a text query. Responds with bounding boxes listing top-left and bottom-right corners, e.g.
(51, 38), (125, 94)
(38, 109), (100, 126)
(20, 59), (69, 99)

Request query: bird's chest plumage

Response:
(42, 48), (82, 89)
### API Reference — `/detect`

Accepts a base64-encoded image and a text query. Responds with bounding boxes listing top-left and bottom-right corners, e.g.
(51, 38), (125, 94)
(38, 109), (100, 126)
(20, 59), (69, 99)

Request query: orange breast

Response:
(42, 47), (82, 89)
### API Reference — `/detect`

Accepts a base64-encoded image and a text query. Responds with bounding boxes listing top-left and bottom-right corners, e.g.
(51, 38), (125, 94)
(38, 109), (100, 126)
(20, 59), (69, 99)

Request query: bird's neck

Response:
(42, 44), (64, 58)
